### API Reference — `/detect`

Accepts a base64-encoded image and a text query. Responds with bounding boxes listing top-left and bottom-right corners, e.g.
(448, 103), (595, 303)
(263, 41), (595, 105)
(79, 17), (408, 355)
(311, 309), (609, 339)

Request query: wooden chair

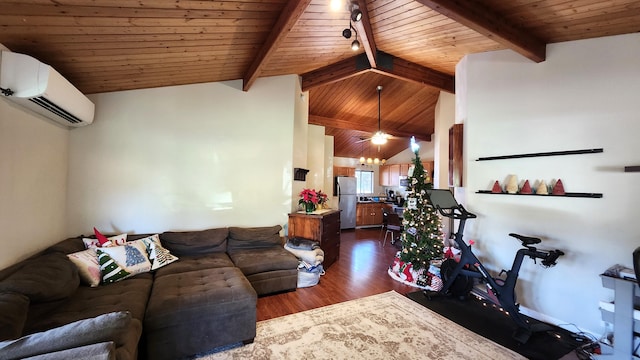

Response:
(382, 210), (402, 247)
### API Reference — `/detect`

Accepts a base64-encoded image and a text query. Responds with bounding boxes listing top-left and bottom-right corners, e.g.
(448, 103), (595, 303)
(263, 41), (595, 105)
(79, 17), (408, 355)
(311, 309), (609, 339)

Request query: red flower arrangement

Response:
(299, 188), (328, 212)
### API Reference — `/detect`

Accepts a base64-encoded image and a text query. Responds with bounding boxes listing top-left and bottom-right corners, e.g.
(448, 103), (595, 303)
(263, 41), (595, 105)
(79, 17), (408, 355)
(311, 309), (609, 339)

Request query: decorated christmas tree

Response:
(399, 138), (444, 272)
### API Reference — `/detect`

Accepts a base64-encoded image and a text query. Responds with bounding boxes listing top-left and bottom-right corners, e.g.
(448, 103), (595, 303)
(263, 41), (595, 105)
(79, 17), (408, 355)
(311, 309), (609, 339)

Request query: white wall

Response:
(459, 33), (640, 336)
(0, 99), (69, 270)
(306, 124), (326, 191)
(434, 91), (455, 189)
(67, 75), (299, 235)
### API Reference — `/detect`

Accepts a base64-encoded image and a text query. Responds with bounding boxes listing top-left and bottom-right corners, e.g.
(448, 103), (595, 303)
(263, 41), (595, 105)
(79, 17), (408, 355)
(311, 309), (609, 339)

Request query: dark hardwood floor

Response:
(257, 228), (415, 321)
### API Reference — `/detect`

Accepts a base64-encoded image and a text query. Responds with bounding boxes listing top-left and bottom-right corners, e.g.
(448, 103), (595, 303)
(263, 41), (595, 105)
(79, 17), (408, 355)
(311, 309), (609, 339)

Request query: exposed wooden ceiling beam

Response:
(302, 52), (454, 93)
(301, 55), (370, 91)
(353, 0), (377, 68)
(415, 0), (546, 63)
(242, 0), (312, 92)
(309, 114), (430, 141)
(373, 52), (455, 93)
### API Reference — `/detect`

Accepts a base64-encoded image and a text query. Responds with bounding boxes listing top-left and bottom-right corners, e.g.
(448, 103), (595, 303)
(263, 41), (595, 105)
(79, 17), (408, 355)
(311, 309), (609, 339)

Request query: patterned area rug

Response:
(197, 291), (525, 359)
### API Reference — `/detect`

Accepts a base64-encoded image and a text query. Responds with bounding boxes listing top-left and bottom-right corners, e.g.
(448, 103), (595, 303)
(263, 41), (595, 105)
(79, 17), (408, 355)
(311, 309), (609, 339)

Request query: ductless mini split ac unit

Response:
(0, 49), (94, 127)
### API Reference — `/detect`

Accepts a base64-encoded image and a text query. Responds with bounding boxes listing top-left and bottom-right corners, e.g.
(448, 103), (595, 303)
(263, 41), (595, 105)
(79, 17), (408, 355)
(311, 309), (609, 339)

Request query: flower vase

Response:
(305, 202), (316, 213)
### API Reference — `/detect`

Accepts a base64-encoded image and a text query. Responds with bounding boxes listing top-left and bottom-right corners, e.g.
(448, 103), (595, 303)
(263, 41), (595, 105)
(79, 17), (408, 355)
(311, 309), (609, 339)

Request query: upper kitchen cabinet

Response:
(334, 166), (355, 177)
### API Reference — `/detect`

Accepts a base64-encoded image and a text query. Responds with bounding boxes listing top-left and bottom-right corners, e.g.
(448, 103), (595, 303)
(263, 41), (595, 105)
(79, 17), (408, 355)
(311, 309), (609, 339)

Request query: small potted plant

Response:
(299, 189), (328, 213)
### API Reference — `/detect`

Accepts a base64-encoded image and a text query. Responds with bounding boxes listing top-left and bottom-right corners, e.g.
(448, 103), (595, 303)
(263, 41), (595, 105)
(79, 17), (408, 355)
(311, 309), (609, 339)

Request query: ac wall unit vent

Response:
(0, 50), (94, 127)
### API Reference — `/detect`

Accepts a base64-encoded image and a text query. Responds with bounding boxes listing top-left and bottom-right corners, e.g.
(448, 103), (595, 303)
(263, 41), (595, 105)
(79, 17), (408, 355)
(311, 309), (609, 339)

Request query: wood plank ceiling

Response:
(1, 0), (639, 160)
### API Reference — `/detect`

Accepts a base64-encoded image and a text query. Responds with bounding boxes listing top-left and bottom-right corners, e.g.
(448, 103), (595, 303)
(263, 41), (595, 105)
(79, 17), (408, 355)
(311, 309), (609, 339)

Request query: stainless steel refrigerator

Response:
(336, 176), (357, 229)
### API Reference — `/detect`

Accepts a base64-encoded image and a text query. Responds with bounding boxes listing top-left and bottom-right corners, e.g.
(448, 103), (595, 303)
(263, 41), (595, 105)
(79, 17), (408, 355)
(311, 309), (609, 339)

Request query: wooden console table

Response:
(288, 210), (341, 269)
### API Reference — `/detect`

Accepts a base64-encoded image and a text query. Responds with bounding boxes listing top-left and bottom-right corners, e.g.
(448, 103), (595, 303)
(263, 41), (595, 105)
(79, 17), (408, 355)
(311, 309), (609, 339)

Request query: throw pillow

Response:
(140, 234), (178, 270)
(96, 250), (131, 284)
(97, 240), (151, 276)
(0, 311), (131, 360)
(0, 292), (29, 341)
(66, 249), (101, 287)
(82, 232), (127, 250)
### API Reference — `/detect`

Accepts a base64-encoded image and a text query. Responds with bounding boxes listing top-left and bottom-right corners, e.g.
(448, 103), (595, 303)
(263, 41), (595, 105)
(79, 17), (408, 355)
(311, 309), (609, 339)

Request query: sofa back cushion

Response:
(227, 225), (283, 251)
(0, 252), (79, 303)
(160, 228), (229, 256)
(0, 292), (29, 341)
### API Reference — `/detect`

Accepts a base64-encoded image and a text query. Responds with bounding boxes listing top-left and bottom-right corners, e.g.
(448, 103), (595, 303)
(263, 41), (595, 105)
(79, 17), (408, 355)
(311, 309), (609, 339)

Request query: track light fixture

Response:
(348, 1), (362, 23)
(342, 27), (352, 39)
(342, 20), (360, 51)
(351, 37), (360, 51)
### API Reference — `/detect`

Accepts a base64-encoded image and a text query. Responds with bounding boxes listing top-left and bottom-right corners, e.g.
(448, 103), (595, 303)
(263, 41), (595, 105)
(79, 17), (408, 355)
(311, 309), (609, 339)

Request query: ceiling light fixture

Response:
(342, 21), (360, 51)
(371, 85), (388, 145)
(351, 36), (360, 51)
(348, 1), (362, 22)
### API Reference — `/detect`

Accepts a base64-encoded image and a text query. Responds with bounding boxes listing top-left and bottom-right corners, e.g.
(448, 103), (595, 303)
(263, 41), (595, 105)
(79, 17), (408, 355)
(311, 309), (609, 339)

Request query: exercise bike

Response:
(426, 189), (565, 344)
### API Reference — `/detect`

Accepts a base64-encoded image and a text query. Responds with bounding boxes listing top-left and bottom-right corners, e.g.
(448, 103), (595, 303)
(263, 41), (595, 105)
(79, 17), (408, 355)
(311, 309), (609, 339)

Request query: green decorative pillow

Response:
(96, 250), (131, 284)
(0, 311), (131, 360)
(0, 292), (29, 341)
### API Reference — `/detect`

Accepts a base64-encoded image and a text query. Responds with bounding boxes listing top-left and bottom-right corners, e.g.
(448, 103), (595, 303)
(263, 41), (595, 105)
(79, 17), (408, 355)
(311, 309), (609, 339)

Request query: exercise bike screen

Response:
(427, 189), (459, 209)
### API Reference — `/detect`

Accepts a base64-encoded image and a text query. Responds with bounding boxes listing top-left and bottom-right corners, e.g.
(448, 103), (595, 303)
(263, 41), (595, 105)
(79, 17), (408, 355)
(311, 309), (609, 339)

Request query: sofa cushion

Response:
(153, 253), (234, 279)
(43, 237), (86, 256)
(22, 341), (116, 360)
(24, 274), (152, 336)
(228, 247), (299, 276)
(160, 228), (228, 256)
(0, 253), (79, 303)
(0, 292), (30, 341)
(227, 225), (282, 251)
(0, 311), (130, 360)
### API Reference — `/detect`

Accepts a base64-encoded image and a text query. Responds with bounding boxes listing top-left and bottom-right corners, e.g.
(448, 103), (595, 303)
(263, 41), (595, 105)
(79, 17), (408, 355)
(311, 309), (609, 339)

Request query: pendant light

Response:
(371, 85), (388, 145)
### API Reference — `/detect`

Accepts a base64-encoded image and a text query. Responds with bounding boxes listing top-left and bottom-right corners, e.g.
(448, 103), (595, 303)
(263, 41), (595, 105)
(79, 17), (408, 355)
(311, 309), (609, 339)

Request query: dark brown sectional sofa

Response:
(0, 225), (299, 360)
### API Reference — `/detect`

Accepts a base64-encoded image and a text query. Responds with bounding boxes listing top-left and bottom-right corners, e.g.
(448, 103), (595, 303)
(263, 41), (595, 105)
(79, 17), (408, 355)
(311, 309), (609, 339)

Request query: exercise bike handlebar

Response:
(434, 204), (477, 220)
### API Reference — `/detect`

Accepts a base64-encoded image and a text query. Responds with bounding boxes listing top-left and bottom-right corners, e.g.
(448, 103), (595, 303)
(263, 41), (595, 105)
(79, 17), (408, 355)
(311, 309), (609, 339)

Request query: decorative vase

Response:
(305, 202), (316, 213)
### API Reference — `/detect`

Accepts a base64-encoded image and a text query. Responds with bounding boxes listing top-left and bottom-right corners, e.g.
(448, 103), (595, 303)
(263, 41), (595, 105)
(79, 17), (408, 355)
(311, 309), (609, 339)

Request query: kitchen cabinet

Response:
(356, 203), (386, 227)
(381, 162), (433, 186)
(288, 210), (341, 269)
(333, 166), (355, 177)
(389, 164), (400, 186)
(379, 165), (390, 186)
(400, 164), (410, 177)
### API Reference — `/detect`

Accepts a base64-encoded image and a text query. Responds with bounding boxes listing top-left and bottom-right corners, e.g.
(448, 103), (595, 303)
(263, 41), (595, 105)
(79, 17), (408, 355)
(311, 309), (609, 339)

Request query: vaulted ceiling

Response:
(2, 0), (639, 160)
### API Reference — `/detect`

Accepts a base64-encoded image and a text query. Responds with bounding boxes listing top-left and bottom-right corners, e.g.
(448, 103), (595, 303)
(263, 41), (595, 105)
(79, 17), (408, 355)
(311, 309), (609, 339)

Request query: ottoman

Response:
(144, 267), (257, 360)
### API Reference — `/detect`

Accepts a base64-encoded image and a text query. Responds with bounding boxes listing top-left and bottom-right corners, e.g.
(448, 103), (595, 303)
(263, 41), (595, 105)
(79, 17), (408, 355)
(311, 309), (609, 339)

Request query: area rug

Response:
(196, 291), (525, 359)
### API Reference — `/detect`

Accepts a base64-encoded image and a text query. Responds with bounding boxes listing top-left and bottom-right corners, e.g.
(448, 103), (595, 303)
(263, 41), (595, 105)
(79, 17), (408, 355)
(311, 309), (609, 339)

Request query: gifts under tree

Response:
(399, 143), (444, 286)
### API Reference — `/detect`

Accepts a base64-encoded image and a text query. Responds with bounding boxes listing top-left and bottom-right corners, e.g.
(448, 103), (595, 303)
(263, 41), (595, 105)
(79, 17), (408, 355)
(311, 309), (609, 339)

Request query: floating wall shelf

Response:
(476, 148), (603, 161)
(625, 166), (640, 172)
(476, 190), (603, 198)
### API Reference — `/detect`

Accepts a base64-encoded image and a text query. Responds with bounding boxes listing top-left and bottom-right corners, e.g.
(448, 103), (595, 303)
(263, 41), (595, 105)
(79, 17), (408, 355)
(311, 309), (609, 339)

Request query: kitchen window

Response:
(355, 170), (374, 194)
